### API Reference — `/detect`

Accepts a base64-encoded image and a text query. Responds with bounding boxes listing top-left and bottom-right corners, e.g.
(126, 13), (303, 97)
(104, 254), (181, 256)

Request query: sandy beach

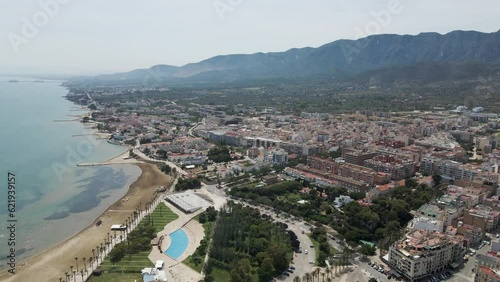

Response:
(0, 162), (172, 282)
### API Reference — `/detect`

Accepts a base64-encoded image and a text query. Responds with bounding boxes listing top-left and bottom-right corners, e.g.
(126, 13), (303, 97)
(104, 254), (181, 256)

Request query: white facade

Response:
(388, 232), (464, 282)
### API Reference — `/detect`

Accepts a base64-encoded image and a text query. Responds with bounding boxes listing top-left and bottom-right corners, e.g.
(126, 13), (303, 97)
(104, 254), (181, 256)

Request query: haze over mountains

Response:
(73, 29), (500, 85)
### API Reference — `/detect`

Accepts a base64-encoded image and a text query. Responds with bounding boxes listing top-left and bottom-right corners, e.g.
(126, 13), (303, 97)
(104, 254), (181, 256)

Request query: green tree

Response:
(359, 244), (376, 256)
(230, 269), (243, 282)
(432, 174), (442, 187)
(109, 244), (125, 266)
(259, 257), (275, 282)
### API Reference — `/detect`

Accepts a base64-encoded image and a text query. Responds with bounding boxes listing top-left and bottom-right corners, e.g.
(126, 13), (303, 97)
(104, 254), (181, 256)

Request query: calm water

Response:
(165, 229), (189, 259)
(0, 77), (141, 269)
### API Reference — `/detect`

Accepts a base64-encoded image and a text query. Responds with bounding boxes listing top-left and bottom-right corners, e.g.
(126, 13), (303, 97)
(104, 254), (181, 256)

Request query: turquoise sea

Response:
(0, 77), (141, 270)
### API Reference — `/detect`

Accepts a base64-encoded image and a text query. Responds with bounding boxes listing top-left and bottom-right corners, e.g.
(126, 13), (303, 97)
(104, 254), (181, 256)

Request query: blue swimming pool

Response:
(164, 229), (189, 259)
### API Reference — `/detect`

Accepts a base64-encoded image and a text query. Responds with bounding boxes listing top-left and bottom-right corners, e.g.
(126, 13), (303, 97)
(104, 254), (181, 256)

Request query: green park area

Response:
(96, 203), (178, 274)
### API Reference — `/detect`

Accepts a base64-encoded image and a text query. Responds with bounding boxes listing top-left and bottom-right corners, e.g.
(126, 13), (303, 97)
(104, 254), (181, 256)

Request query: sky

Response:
(1, 0), (499, 76)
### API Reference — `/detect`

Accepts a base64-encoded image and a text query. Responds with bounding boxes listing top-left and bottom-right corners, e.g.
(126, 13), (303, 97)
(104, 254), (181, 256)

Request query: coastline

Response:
(0, 162), (173, 282)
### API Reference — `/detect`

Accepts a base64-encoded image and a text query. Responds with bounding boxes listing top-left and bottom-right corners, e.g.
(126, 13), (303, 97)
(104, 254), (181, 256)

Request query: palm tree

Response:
(64, 272), (69, 282)
(314, 268), (320, 282)
(59, 277), (62, 282)
(82, 257), (86, 272)
(80, 270), (84, 281)
(303, 273), (312, 282)
(95, 246), (100, 262)
(326, 266), (331, 279)
(69, 266), (73, 278)
(74, 257), (79, 272)
(88, 257), (93, 270)
(321, 272), (325, 282)
(91, 249), (95, 262)
(293, 276), (301, 282)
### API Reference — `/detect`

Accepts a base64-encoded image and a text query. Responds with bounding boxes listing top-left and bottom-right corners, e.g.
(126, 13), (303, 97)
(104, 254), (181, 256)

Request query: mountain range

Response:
(72, 29), (500, 85)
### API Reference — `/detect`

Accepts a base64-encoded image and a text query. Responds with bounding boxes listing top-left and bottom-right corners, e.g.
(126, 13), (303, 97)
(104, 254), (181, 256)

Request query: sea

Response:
(0, 77), (141, 270)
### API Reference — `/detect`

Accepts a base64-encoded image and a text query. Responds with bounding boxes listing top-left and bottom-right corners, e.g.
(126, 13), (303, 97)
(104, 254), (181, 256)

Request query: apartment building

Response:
(462, 205), (500, 232)
(364, 155), (416, 180)
(475, 252), (500, 282)
(338, 162), (377, 186)
(342, 148), (378, 166)
(263, 148), (289, 166)
(420, 157), (442, 175)
(388, 230), (465, 282)
(440, 160), (481, 181)
(307, 156), (338, 174)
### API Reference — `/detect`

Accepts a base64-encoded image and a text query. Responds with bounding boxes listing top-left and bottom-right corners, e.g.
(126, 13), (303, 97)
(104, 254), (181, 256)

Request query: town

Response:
(63, 84), (500, 282)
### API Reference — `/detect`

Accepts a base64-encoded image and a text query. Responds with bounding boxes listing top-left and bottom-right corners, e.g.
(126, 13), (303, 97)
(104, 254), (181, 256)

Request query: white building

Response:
(263, 148), (289, 166)
(388, 230), (465, 282)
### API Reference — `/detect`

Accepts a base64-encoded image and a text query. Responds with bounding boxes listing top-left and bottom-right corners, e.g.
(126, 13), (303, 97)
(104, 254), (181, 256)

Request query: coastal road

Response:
(132, 147), (188, 177)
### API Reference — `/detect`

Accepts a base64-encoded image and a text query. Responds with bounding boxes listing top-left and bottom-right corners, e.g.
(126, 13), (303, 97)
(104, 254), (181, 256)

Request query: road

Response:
(345, 261), (389, 282)
(188, 121), (203, 137)
(132, 146), (188, 177)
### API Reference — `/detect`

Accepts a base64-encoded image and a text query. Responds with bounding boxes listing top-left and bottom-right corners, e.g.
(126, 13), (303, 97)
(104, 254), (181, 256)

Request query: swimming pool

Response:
(164, 229), (189, 259)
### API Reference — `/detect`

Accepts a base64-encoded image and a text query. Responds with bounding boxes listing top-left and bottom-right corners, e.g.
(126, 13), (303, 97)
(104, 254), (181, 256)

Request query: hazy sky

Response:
(1, 0), (499, 75)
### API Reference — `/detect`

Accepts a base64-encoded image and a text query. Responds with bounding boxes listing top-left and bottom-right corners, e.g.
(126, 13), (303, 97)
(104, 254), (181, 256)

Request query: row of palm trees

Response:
(56, 191), (163, 282)
(293, 252), (354, 282)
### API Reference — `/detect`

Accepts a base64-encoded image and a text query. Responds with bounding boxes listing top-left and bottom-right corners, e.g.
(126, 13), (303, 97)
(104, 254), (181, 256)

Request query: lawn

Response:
(307, 233), (321, 262)
(88, 273), (142, 282)
(140, 202), (179, 231)
(98, 203), (178, 273)
(285, 193), (303, 202)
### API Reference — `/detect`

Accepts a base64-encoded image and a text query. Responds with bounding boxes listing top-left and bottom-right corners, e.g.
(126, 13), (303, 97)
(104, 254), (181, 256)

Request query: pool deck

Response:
(148, 185), (227, 282)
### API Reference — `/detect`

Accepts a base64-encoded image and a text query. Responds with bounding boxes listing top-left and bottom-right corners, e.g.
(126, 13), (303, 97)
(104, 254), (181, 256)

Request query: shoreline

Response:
(0, 162), (173, 282)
